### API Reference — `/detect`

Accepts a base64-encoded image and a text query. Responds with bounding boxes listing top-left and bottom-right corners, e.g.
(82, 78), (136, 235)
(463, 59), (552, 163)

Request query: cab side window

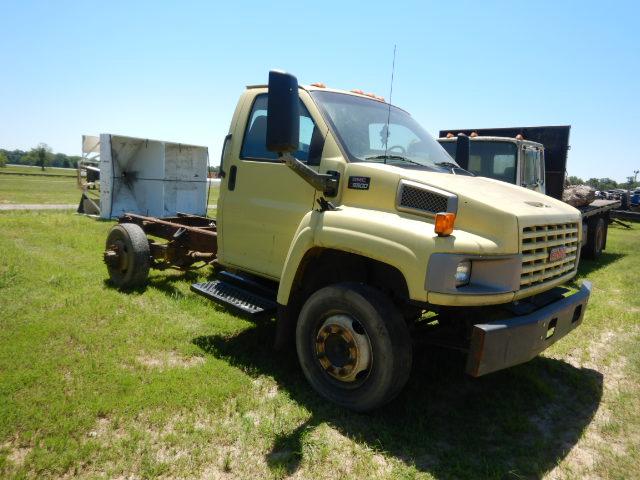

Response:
(240, 94), (323, 165)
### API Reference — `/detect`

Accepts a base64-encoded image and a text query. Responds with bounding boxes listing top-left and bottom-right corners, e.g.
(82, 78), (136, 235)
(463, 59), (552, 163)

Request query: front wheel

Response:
(296, 283), (412, 412)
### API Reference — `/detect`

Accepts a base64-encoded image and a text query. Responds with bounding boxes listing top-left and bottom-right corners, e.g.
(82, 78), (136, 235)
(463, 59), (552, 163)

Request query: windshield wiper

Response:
(434, 161), (474, 176)
(364, 154), (424, 167)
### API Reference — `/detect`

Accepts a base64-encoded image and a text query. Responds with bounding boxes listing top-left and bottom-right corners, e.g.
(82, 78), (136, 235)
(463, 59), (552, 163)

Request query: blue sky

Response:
(1, 0), (638, 182)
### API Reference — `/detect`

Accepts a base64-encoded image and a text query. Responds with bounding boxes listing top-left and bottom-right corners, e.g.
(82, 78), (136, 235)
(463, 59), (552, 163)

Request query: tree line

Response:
(0, 143), (81, 170)
(0, 144), (636, 190)
(567, 175), (639, 191)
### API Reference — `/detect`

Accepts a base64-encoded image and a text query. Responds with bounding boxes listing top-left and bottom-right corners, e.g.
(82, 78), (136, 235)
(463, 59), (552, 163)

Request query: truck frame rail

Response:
(118, 212), (218, 270)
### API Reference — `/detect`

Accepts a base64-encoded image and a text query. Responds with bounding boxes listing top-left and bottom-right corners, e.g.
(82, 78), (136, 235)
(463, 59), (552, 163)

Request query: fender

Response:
(278, 207), (419, 306)
(277, 205), (512, 307)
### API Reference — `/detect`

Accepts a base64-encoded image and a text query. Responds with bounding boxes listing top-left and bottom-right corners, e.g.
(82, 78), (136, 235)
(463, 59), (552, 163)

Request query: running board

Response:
(190, 271), (277, 317)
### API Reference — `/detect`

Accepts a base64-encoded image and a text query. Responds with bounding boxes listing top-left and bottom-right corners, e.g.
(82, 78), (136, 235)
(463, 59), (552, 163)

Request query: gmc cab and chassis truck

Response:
(103, 71), (592, 411)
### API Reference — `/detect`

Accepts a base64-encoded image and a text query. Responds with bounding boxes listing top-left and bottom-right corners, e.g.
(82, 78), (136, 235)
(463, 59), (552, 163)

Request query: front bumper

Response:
(466, 281), (592, 377)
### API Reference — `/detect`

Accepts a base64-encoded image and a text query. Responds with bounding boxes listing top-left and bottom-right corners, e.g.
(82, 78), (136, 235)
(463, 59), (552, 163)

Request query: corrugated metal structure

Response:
(81, 134), (208, 219)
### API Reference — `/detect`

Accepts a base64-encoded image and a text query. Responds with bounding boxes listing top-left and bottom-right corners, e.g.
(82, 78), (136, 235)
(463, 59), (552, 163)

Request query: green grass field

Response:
(0, 175), (81, 204)
(1, 165), (77, 176)
(0, 174), (220, 208)
(0, 209), (638, 479)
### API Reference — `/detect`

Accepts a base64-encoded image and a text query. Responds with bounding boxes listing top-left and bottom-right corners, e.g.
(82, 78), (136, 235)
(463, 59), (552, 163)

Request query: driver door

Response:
(218, 91), (324, 279)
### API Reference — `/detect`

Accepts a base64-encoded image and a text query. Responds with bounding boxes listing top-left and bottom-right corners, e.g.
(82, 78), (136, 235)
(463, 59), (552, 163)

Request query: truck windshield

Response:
(441, 140), (517, 183)
(310, 91), (455, 172)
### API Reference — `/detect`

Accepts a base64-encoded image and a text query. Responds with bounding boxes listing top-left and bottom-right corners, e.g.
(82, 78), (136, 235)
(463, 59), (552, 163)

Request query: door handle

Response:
(228, 165), (237, 191)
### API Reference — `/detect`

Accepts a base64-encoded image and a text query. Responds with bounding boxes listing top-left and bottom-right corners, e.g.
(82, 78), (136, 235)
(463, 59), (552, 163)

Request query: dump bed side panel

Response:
(439, 126), (571, 200)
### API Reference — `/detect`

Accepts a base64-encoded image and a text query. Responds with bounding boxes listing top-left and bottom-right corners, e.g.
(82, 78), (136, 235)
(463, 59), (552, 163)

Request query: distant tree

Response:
(600, 177), (619, 190)
(24, 143), (53, 171)
(622, 176), (639, 190)
(0, 151), (7, 167)
(0, 149), (26, 165)
(566, 175), (584, 185)
(53, 152), (67, 168)
(585, 177), (618, 191)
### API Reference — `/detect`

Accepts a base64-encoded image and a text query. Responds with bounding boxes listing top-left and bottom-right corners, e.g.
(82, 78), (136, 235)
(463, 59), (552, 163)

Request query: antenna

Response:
(383, 45), (397, 163)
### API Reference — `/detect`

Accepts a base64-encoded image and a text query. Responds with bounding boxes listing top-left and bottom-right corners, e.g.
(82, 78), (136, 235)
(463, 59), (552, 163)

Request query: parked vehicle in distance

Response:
(103, 73), (591, 411)
(438, 127), (620, 259)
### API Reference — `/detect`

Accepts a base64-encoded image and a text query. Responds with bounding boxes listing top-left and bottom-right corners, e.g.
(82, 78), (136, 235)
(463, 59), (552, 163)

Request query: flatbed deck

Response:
(579, 199), (620, 218)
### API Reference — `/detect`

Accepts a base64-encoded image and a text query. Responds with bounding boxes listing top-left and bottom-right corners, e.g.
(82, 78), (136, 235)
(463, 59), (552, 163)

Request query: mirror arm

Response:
(281, 153), (338, 196)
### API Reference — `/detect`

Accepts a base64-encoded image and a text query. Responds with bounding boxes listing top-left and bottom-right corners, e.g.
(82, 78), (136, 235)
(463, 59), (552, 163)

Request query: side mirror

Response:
(267, 70), (299, 153)
(455, 133), (469, 170)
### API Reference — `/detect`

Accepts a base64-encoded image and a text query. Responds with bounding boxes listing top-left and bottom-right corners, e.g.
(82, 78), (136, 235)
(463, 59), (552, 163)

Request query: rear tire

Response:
(104, 223), (150, 289)
(584, 217), (605, 260)
(295, 283), (412, 412)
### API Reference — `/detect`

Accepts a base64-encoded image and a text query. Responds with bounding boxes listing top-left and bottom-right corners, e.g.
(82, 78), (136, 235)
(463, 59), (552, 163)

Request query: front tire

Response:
(296, 283), (412, 412)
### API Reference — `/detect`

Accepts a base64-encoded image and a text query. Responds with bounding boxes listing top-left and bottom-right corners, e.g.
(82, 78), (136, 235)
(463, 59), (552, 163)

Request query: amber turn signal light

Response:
(434, 213), (456, 236)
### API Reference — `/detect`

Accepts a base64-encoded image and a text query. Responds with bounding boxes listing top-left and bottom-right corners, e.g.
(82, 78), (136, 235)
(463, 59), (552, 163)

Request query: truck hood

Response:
(402, 168), (579, 222)
(341, 163), (582, 253)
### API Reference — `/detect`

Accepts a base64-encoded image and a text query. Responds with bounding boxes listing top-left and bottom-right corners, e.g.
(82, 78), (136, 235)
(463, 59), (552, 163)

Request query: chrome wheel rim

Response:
(315, 315), (372, 383)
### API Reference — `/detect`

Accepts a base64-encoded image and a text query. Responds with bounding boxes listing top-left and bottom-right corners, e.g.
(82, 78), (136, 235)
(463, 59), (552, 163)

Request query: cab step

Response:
(190, 271), (277, 317)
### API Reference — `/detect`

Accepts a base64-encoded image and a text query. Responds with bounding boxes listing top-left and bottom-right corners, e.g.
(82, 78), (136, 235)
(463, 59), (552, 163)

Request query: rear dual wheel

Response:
(296, 283), (412, 412)
(584, 216), (605, 260)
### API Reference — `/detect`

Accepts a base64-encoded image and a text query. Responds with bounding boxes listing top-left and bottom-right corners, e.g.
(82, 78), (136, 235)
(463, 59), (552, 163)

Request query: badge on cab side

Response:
(348, 176), (370, 190)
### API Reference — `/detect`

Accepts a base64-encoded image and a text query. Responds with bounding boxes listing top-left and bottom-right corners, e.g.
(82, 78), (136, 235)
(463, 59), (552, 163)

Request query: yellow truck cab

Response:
(104, 71), (591, 411)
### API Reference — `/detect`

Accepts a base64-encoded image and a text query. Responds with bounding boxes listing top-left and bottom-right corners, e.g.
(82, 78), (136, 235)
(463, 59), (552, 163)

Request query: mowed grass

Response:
(0, 175), (81, 205)
(0, 175), (220, 208)
(1, 165), (77, 176)
(0, 212), (638, 479)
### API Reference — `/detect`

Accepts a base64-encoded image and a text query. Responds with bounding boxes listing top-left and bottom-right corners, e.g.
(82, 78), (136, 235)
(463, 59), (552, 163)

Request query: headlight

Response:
(455, 260), (471, 287)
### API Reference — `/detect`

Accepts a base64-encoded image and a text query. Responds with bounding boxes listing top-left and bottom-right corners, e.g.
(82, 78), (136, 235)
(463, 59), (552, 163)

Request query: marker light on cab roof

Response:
(350, 89), (385, 102)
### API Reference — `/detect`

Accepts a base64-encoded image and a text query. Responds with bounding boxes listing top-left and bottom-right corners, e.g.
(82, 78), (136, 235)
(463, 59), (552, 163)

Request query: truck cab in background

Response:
(437, 126), (620, 260)
(438, 134), (546, 194)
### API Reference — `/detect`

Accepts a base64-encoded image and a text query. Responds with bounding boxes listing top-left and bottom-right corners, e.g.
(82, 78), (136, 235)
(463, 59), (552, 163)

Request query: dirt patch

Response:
(9, 447), (31, 466)
(562, 328), (637, 392)
(1, 437), (32, 474)
(251, 377), (279, 399)
(135, 351), (205, 370)
(543, 328), (639, 479)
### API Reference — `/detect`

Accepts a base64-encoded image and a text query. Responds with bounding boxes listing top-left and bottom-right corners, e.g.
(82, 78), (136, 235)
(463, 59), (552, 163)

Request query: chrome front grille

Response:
(520, 222), (579, 289)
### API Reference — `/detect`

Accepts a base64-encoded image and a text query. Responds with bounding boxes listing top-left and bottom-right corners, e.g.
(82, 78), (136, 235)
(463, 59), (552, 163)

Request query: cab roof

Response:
(246, 83), (399, 107)
(438, 136), (544, 148)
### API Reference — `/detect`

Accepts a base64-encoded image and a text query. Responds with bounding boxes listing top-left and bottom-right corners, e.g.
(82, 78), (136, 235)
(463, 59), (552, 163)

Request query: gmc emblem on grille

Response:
(549, 246), (567, 262)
